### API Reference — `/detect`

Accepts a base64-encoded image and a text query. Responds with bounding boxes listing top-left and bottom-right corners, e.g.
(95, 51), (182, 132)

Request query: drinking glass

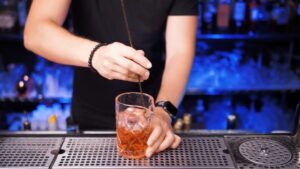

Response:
(115, 92), (154, 159)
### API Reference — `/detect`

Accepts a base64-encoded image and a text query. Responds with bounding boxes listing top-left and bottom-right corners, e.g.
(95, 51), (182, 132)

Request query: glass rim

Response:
(115, 92), (154, 108)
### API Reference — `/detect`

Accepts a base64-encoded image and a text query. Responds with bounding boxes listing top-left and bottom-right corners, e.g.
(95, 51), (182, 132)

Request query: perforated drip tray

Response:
(225, 135), (300, 169)
(0, 137), (63, 169)
(1, 134), (299, 169)
(53, 137), (235, 169)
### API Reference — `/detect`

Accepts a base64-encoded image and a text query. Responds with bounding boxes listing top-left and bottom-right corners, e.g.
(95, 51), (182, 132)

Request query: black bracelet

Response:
(88, 43), (106, 73)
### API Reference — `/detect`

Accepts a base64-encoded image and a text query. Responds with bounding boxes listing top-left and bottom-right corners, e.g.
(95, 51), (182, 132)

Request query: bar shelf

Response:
(186, 87), (300, 96)
(197, 33), (300, 41)
(0, 97), (71, 104)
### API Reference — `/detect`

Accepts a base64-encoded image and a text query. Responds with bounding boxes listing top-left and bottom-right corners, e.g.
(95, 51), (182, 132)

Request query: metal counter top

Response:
(0, 132), (299, 169)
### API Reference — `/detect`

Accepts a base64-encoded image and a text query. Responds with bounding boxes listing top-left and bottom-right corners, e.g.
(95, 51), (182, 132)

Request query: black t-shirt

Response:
(71, 0), (198, 130)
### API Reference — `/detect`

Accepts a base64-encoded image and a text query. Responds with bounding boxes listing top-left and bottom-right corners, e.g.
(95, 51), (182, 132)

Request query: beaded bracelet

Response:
(88, 43), (106, 73)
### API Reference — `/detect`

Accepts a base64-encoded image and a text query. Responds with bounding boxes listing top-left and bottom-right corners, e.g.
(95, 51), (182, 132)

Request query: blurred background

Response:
(0, 0), (299, 133)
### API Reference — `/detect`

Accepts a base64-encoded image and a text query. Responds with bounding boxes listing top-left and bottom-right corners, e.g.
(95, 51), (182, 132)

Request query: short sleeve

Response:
(169, 0), (198, 16)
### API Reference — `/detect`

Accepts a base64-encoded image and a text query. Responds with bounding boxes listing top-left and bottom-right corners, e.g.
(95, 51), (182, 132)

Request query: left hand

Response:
(145, 107), (181, 157)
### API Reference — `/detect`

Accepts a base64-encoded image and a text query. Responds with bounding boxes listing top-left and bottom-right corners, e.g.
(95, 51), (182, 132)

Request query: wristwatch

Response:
(155, 101), (178, 118)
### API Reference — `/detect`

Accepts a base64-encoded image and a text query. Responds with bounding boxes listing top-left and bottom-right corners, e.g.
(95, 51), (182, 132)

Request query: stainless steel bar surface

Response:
(0, 133), (299, 169)
(225, 135), (300, 169)
(0, 137), (63, 169)
(52, 137), (235, 169)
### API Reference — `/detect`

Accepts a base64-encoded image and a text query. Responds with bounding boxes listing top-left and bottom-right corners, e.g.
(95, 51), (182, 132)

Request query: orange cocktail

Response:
(115, 92), (154, 159)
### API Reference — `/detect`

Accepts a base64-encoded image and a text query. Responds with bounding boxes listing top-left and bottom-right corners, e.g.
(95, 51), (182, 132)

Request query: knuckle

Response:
(98, 68), (105, 76)
(168, 134), (175, 142)
(141, 69), (148, 76)
(148, 147), (155, 153)
(115, 72), (123, 78)
(128, 78), (136, 82)
(121, 75), (128, 81)
(105, 73), (112, 80)
(171, 143), (177, 149)
(138, 50), (145, 55)
(122, 69), (130, 75)
(105, 71), (114, 80)
(125, 62), (132, 69)
(161, 143), (169, 151)
(117, 74), (129, 81)
(157, 147), (163, 153)
(112, 42), (120, 47)
(136, 67), (145, 75)
(177, 136), (182, 143)
(159, 143), (167, 151)
(153, 143), (160, 150)
(104, 74), (112, 80)
(106, 44), (114, 51)
(128, 72), (136, 79)
(132, 66), (143, 75)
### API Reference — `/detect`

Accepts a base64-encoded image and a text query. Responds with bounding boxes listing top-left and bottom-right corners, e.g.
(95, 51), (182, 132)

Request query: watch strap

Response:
(155, 101), (178, 118)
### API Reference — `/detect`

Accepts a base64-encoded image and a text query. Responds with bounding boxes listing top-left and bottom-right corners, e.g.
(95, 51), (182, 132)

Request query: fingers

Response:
(94, 42), (152, 82)
(110, 65), (141, 81)
(146, 134), (164, 158)
(157, 131), (175, 152)
(128, 51), (152, 69)
(100, 60), (140, 82)
(146, 131), (181, 157)
(117, 43), (152, 69)
(170, 134), (181, 148)
(144, 109), (182, 158)
(147, 126), (162, 146)
(116, 56), (150, 80)
(109, 71), (140, 82)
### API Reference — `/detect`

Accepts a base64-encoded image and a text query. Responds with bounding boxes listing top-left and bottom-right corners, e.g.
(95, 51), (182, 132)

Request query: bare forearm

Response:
(24, 0), (151, 83)
(156, 16), (197, 107)
(156, 52), (194, 107)
(24, 20), (97, 67)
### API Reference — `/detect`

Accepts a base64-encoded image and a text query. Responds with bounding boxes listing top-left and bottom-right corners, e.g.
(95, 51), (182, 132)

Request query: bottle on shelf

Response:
(202, 0), (217, 34)
(16, 79), (27, 98)
(232, 0), (247, 33)
(48, 114), (57, 131)
(271, 0), (280, 32)
(66, 114), (78, 133)
(0, 0), (19, 34)
(272, 0), (291, 33)
(226, 114), (237, 130)
(182, 113), (192, 132)
(195, 99), (206, 126)
(217, 0), (232, 33)
(249, 0), (259, 34)
(173, 118), (183, 132)
(257, 0), (272, 34)
(22, 111), (31, 131)
(17, 0), (27, 32)
(197, 0), (203, 35)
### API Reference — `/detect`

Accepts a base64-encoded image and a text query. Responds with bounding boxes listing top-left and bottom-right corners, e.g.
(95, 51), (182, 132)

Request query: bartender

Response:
(24, 0), (198, 157)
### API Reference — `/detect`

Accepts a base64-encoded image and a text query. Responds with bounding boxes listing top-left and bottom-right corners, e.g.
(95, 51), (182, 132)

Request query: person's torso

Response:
(70, 0), (173, 129)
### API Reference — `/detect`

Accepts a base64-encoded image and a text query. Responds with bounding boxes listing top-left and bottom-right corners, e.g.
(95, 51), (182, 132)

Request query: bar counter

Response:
(0, 130), (299, 169)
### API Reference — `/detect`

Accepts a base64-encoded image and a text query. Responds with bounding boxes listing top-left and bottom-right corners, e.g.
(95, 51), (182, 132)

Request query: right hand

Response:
(92, 42), (152, 82)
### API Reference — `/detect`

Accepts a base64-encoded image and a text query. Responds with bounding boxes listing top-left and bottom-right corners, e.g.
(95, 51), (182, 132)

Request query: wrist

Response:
(88, 43), (107, 72)
(155, 101), (178, 118)
(154, 107), (172, 123)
